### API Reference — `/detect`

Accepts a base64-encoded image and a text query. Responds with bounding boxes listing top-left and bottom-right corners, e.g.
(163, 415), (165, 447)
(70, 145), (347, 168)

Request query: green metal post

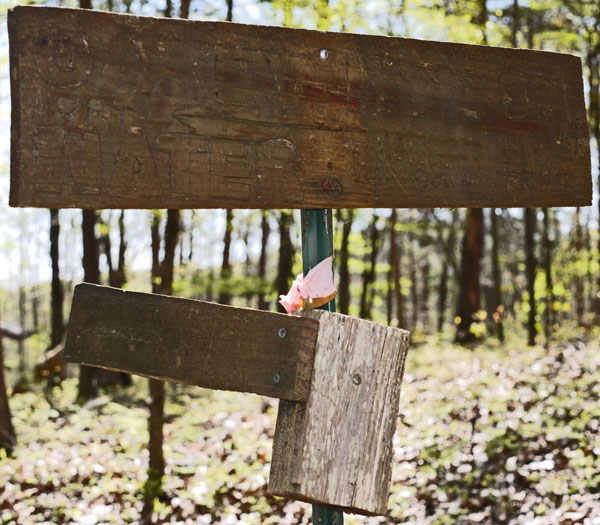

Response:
(300, 209), (343, 525)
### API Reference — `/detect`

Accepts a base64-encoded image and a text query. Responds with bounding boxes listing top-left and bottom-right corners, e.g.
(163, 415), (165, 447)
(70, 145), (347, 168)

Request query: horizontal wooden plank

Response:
(9, 6), (591, 209)
(63, 284), (318, 401)
(269, 310), (410, 516)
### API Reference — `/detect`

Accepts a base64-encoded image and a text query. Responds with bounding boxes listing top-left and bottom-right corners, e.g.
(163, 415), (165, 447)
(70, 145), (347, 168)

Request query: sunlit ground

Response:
(1, 324), (600, 524)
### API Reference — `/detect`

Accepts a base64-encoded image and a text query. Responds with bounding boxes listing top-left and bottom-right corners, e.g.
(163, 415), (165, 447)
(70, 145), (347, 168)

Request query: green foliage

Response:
(2, 338), (600, 523)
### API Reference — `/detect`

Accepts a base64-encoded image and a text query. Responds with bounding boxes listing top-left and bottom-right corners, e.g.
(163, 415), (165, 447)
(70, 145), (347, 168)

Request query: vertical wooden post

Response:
(300, 209), (343, 525)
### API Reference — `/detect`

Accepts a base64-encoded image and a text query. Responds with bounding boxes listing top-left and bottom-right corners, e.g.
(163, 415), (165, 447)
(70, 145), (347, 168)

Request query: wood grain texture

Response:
(269, 310), (410, 516)
(9, 6), (590, 210)
(64, 284), (319, 401)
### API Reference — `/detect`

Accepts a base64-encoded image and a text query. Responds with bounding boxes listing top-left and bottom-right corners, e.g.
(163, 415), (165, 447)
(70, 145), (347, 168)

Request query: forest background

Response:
(1, 0), (600, 524)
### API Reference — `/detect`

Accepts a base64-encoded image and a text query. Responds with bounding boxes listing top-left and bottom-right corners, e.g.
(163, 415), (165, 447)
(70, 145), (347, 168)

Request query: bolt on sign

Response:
(7, 5), (591, 517)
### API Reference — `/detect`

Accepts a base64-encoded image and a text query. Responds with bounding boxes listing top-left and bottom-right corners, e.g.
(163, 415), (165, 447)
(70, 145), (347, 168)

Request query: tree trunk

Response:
(0, 330), (16, 455)
(257, 210), (270, 311)
(455, 208), (484, 344)
(143, 210), (181, 522)
(389, 209), (405, 328)
(589, 48), (600, 305)
(18, 286), (26, 378)
(490, 208), (504, 342)
(542, 208), (554, 345)
(437, 210), (457, 333)
(218, 210), (233, 305)
(164, 0), (172, 18)
(160, 211), (180, 293)
(386, 215), (393, 326)
(573, 207), (584, 326)
(275, 211), (294, 313)
(420, 245), (430, 333)
(78, 209), (100, 401)
(31, 288), (40, 334)
(585, 212), (594, 318)
(337, 209), (354, 316)
(524, 207), (537, 346)
(180, 0), (191, 19)
(144, 213), (162, 523)
(49, 209), (64, 349)
(113, 210), (127, 289)
(94, 214), (127, 387)
(408, 230), (418, 331)
(359, 212), (380, 320)
(511, 0), (519, 48)
(242, 226), (252, 306)
(437, 249), (449, 333)
(186, 210), (195, 265)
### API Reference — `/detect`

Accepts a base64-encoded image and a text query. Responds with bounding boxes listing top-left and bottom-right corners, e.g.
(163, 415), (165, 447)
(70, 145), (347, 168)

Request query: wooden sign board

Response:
(62, 284), (409, 516)
(8, 6), (591, 210)
(65, 284), (318, 402)
(270, 310), (409, 516)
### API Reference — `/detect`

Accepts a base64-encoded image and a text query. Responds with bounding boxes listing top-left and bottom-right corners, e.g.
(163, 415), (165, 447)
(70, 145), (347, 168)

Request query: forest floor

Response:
(1, 329), (600, 525)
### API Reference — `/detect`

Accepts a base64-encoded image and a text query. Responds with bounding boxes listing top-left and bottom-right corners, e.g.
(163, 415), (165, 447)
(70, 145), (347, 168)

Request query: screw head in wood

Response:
(278, 327), (287, 338)
(320, 48), (328, 60)
(273, 372), (281, 384)
(352, 374), (362, 385)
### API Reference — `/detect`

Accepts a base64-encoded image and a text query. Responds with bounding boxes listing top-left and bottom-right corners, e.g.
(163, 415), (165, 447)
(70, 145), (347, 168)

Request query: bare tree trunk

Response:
(511, 0), (519, 48)
(82, 211), (100, 285)
(337, 209), (354, 316)
(50, 209), (64, 349)
(542, 208), (554, 345)
(455, 208), (484, 344)
(437, 210), (457, 333)
(93, 214), (127, 387)
(408, 230), (418, 331)
(584, 212), (594, 318)
(437, 253), (449, 333)
(389, 209), (405, 328)
(588, 48), (600, 307)
(78, 210), (100, 401)
(386, 216), (393, 326)
(573, 207), (585, 325)
(161, 211), (180, 292)
(359, 212), (380, 320)
(275, 211), (294, 313)
(151, 212), (161, 294)
(490, 208), (504, 342)
(524, 207), (537, 346)
(257, 211), (270, 310)
(180, 0), (191, 19)
(218, 210), (233, 305)
(420, 244), (430, 333)
(114, 210), (127, 289)
(143, 210), (180, 522)
(18, 286), (26, 378)
(187, 210), (195, 265)
(31, 288), (39, 334)
(0, 329), (16, 455)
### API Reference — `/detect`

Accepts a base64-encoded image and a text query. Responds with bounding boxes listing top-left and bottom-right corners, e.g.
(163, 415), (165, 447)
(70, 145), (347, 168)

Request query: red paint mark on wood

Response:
(483, 114), (542, 134)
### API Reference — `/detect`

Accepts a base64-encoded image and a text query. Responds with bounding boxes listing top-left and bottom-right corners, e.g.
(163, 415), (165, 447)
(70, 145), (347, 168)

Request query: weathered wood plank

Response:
(64, 284), (319, 401)
(269, 310), (410, 516)
(9, 6), (590, 210)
